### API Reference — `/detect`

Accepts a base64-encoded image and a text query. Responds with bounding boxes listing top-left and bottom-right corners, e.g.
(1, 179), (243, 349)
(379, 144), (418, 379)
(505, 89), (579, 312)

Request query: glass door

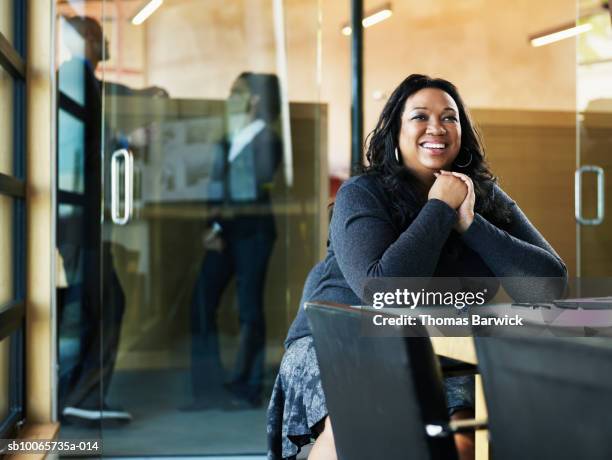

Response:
(576, 1), (612, 277)
(56, 0), (325, 456)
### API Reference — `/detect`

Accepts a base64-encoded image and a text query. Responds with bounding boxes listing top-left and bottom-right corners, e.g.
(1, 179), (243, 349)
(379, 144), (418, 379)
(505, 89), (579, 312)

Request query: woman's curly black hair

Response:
(360, 74), (512, 229)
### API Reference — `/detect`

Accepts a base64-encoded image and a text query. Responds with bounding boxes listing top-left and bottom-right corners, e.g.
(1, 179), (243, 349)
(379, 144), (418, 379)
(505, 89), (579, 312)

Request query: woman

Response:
(267, 74), (567, 460)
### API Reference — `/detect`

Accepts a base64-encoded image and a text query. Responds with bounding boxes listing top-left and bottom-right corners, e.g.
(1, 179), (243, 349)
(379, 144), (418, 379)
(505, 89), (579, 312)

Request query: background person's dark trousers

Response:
(61, 244), (130, 423)
(190, 230), (275, 408)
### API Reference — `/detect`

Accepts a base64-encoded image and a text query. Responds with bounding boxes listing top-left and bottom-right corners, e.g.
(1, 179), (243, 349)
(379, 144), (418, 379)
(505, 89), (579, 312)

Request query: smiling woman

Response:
(362, 74), (512, 231)
(267, 74), (568, 460)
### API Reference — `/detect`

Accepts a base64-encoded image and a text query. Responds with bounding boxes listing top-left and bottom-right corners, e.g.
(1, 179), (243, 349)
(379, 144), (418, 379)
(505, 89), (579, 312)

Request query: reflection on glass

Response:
(141, 116), (225, 203)
(577, 11), (612, 66)
(0, 196), (13, 306)
(0, 337), (10, 421)
(58, 15), (87, 106)
(361, 2), (581, 275)
(58, 110), (85, 193)
(57, 204), (84, 284)
(0, 0), (14, 47)
(56, 14), (129, 432)
(576, 7), (612, 277)
(56, 0), (323, 456)
(0, 68), (14, 176)
(57, 204), (84, 413)
(186, 73), (283, 415)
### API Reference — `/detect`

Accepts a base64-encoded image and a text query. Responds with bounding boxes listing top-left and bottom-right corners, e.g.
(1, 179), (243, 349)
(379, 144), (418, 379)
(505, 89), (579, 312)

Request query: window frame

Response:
(0, 0), (27, 439)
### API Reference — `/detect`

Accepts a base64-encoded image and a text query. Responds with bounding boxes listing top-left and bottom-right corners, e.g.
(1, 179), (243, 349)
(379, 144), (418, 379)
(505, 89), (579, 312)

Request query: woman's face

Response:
(398, 87), (462, 182)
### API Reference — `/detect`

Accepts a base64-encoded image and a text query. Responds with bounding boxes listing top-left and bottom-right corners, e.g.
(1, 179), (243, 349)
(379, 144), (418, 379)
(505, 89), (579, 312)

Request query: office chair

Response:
(305, 302), (483, 460)
(475, 334), (612, 460)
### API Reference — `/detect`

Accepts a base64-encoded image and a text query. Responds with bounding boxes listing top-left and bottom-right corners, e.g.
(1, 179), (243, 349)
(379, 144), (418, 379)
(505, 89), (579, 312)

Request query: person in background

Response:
(267, 74), (567, 460)
(184, 72), (283, 410)
(57, 15), (166, 425)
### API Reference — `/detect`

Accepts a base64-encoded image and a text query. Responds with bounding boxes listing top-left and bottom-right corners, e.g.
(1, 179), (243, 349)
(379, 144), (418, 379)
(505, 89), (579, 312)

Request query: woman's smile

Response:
(419, 140), (450, 156)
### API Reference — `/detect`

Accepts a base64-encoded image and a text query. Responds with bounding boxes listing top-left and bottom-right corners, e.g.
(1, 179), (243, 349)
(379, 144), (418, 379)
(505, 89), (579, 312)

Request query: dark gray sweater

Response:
(285, 174), (567, 347)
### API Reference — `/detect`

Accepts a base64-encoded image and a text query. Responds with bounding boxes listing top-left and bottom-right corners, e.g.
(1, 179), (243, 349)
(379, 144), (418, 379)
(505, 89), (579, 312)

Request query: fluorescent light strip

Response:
(362, 8), (392, 28)
(531, 23), (593, 47)
(132, 0), (163, 26)
(342, 5), (393, 35)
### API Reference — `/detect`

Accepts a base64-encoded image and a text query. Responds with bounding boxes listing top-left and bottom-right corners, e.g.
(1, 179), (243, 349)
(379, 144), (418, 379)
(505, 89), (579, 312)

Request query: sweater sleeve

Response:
(331, 180), (457, 301)
(460, 185), (567, 299)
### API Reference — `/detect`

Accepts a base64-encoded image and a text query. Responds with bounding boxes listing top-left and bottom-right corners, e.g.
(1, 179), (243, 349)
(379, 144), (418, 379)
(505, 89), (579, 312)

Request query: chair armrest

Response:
(425, 418), (488, 437)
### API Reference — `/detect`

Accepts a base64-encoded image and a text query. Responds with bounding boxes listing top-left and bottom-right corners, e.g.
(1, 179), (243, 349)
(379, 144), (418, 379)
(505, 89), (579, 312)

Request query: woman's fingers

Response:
(450, 172), (474, 194)
(450, 171), (471, 183)
(450, 171), (469, 181)
(442, 170), (469, 189)
(438, 170), (467, 188)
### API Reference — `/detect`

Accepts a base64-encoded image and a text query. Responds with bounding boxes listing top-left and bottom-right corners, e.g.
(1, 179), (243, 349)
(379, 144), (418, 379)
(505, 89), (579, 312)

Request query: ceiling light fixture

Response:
(529, 23), (593, 47)
(342, 3), (392, 36)
(132, 0), (163, 26)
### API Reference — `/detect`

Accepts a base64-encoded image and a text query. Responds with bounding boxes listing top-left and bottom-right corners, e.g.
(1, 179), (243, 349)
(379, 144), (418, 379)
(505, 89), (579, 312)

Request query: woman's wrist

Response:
(427, 197), (457, 212)
(455, 212), (475, 234)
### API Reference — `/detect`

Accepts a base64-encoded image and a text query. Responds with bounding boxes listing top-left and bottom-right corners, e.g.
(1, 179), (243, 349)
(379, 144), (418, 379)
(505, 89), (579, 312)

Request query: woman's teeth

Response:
(421, 143), (446, 149)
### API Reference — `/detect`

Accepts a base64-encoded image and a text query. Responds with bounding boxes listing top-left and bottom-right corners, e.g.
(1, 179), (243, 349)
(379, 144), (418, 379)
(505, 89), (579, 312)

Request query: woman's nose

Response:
(426, 119), (446, 135)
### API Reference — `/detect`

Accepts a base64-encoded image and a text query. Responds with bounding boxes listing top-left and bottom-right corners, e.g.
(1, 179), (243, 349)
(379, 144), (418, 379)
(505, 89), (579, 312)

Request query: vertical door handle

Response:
(111, 148), (134, 225)
(575, 165), (605, 225)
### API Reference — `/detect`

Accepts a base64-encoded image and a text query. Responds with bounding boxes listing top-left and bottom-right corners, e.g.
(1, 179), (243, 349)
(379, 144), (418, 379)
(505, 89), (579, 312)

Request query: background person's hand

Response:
(203, 225), (224, 252)
(428, 172), (467, 210)
(442, 170), (475, 233)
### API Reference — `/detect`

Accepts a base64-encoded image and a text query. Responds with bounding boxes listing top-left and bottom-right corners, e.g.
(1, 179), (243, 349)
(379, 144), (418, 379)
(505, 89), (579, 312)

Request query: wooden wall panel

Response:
(473, 109), (577, 276)
(578, 113), (612, 277)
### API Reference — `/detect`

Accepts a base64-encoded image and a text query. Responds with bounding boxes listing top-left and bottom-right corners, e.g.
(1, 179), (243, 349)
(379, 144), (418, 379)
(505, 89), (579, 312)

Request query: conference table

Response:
(358, 300), (612, 460)
(430, 337), (488, 460)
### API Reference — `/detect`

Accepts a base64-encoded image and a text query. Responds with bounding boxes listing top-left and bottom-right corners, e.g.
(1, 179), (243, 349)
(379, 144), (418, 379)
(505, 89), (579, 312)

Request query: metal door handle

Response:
(575, 165), (605, 225)
(111, 148), (134, 225)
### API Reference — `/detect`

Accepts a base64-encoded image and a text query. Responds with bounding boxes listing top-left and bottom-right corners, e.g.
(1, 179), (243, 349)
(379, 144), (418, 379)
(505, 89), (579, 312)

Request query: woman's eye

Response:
(411, 114), (426, 120)
(444, 116), (458, 122)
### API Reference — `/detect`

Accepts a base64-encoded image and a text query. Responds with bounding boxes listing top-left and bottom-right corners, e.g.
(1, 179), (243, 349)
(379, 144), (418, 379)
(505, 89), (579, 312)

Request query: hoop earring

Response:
(394, 147), (400, 164)
(454, 152), (472, 168)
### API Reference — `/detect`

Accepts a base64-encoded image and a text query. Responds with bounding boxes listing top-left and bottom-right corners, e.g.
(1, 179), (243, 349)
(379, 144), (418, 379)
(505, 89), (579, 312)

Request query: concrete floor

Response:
(59, 369), (270, 457)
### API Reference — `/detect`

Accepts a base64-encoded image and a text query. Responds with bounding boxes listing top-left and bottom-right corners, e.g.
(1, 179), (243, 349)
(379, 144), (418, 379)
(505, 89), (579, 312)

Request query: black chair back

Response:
(305, 302), (458, 460)
(475, 335), (612, 460)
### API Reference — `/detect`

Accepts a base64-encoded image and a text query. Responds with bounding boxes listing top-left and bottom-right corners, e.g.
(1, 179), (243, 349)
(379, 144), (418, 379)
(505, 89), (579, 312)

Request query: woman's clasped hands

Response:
(428, 170), (475, 233)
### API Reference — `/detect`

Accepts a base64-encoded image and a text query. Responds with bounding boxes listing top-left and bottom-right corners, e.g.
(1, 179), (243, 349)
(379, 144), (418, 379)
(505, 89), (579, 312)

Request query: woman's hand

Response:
(428, 172), (467, 210)
(440, 170), (475, 233)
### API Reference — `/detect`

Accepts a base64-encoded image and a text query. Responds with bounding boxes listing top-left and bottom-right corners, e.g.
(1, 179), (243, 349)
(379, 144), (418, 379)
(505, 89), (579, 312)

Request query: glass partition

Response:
(51, 0), (612, 457)
(576, 0), (612, 277)
(55, 0), (325, 455)
(361, 0), (578, 275)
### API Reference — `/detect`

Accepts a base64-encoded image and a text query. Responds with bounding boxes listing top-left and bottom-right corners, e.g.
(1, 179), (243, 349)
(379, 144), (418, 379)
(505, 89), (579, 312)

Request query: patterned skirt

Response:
(266, 335), (473, 460)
